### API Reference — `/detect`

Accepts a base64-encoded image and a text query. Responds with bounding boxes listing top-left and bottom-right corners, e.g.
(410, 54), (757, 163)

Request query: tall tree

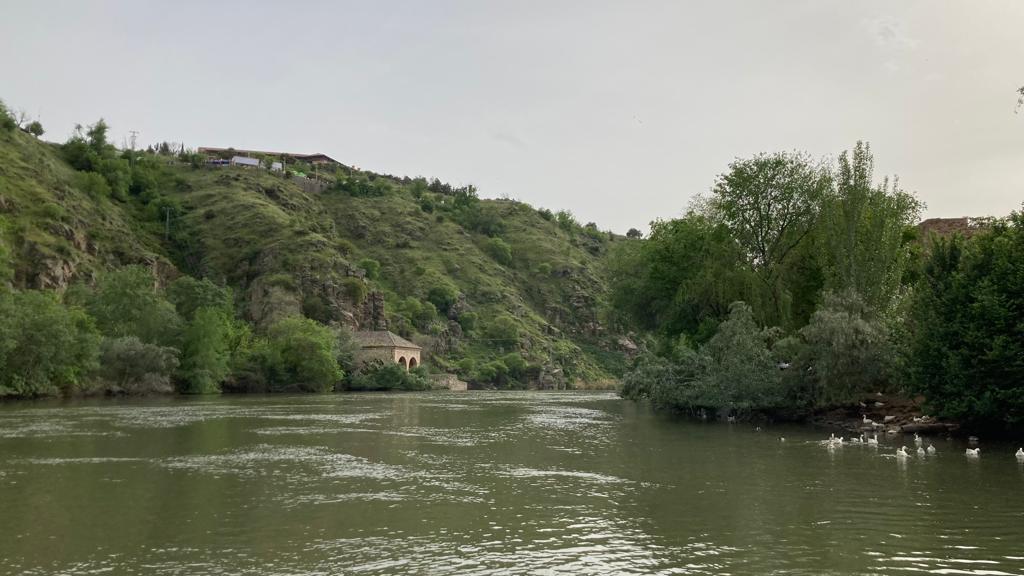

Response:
(708, 152), (830, 325)
(818, 142), (922, 312)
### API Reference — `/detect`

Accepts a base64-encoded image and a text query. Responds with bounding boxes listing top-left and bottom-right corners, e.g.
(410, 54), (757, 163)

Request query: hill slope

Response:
(0, 126), (630, 388)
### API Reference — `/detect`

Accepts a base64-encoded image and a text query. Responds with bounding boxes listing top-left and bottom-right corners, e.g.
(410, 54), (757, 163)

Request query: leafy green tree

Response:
(179, 308), (232, 394)
(708, 151), (830, 325)
(0, 291), (100, 397)
(72, 266), (182, 346)
(98, 336), (179, 394)
(606, 213), (749, 340)
(909, 213), (1024, 430)
(818, 142), (922, 312)
(266, 316), (343, 392)
(341, 277), (368, 305)
(0, 100), (15, 131)
(26, 120), (43, 138)
(626, 228), (643, 239)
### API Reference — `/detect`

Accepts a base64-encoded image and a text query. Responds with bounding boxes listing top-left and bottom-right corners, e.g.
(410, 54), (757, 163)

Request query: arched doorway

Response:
(398, 357), (407, 370)
(408, 357), (417, 369)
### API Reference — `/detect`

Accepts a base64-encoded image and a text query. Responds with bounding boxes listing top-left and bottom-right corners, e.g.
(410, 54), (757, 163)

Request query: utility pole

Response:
(128, 130), (138, 151)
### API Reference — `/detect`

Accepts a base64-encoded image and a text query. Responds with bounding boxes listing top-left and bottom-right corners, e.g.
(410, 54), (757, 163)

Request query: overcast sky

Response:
(2, 1), (1022, 232)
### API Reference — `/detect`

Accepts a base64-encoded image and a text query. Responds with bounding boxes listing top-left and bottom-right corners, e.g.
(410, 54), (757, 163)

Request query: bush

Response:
(342, 277), (368, 305)
(0, 291), (101, 397)
(427, 284), (459, 314)
(485, 314), (520, 347)
(484, 237), (513, 266)
(167, 276), (233, 321)
(358, 258), (381, 280)
(265, 316), (343, 392)
(98, 336), (179, 394)
(0, 100), (15, 131)
(346, 363), (430, 391)
(621, 302), (783, 417)
(457, 311), (478, 333)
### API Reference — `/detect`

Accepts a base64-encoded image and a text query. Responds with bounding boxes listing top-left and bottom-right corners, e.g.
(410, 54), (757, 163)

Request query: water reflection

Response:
(1, 392), (1023, 575)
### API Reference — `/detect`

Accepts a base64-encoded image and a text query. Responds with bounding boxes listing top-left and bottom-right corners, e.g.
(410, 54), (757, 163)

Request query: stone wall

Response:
(429, 374), (468, 391)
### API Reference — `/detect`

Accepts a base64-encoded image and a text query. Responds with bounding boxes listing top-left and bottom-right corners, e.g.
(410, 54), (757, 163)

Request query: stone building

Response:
(353, 330), (422, 371)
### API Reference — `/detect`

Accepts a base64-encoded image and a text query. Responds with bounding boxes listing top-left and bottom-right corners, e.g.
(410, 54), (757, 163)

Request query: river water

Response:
(1, 391), (1023, 575)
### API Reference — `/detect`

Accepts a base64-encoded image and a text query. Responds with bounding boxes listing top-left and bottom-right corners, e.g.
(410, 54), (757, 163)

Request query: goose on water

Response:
(867, 434), (879, 446)
(896, 446), (910, 458)
(965, 448), (980, 457)
(916, 446), (926, 457)
(927, 444), (936, 455)
(1016, 448), (1023, 460)
(914, 433), (923, 446)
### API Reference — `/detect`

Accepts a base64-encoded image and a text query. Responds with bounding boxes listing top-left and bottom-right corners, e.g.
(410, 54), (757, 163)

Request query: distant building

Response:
(200, 147), (340, 167)
(353, 331), (422, 371)
(230, 156), (260, 168)
(917, 217), (990, 243)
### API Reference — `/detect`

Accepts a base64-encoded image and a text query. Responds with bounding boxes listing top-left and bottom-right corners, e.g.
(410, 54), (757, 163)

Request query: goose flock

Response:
(816, 431), (1024, 462)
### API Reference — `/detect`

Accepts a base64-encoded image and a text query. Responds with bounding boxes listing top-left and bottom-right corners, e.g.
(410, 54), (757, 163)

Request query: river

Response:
(1, 391), (1022, 575)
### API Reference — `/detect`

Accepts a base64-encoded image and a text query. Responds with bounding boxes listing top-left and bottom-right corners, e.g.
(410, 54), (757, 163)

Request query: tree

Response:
(485, 314), (520, 347)
(72, 266), (183, 347)
(786, 289), (894, 406)
(98, 336), (179, 394)
(0, 291), (100, 397)
(708, 152), (830, 324)
(426, 283), (458, 315)
(818, 142), (922, 312)
(167, 276), (233, 321)
(909, 212), (1024, 430)
(266, 316), (343, 392)
(179, 308), (232, 394)
(606, 212), (749, 340)
(26, 120), (43, 138)
(346, 363), (430, 391)
(626, 228), (643, 239)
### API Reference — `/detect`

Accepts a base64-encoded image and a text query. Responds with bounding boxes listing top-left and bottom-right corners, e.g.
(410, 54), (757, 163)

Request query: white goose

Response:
(867, 434), (879, 446)
(927, 444), (936, 456)
(862, 415), (874, 426)
(916, 446), (926, 457)
(896, 446), (910, 459)
(914, 433), (923, 446)
(965, 447), (980, 458)
(1016, 448), (1023, 460)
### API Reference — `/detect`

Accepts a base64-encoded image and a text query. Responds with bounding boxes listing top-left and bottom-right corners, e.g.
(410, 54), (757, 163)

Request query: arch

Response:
(398, 356), (407, 370)
(408, 357), (418, 369)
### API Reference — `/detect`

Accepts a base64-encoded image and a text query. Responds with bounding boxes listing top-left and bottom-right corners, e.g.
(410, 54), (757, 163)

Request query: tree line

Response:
(613, 142), (1024, 432)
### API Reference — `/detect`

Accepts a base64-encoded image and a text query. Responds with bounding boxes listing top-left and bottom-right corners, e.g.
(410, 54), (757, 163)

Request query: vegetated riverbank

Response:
(613, 142), (1024, 436)
(0, 99), (632, 400)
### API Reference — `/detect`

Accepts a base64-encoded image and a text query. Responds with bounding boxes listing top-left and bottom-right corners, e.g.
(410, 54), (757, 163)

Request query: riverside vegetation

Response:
(0, 99), (627, 397)
(1, 99), (1022, 433)
(612, 144), (1024, 434)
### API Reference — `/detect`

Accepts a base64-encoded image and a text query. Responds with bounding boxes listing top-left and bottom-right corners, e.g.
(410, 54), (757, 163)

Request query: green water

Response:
(1, 392), (1023, 575)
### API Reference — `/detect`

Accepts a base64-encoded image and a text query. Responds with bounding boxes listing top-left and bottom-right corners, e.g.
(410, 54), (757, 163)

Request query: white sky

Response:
(2, 1), (1022, 233)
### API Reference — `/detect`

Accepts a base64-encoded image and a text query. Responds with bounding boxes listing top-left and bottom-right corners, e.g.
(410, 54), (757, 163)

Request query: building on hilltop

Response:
(199, 147), (340, 167)
(353, 330), (422, 371)
(917, 217), (991, 244)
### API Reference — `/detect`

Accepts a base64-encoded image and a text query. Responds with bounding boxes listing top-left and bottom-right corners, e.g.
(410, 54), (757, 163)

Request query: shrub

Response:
(485, 314), (520, 347)
(427, 283), (459, 314)
(72, 266), (183, 347)
(167, 276), (233, 321)
(346, 363), (430, 391)
(98, 336), (179, 394)
(179, 308), (233, 394)
(484, 237), (513, 266)
(358, 258), (381, 280)
(265, 316), (343, 392)
(342, 277), (368, 305)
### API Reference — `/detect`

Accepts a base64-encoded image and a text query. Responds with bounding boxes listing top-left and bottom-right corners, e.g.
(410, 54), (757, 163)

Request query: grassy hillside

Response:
(0, 121), (630, 388)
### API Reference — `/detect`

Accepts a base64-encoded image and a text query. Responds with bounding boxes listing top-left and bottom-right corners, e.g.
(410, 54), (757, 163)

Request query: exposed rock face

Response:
(359, 290), (388, 331)
(430, 373), (468, 391)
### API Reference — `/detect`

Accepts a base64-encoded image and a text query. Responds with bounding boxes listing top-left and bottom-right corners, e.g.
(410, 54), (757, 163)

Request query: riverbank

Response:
(805, 393), (960, 438)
